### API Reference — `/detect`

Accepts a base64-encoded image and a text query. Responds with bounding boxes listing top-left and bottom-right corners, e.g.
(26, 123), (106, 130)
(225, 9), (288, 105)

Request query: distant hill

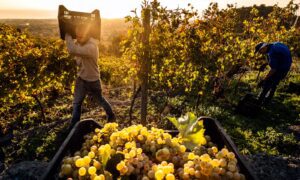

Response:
(0, 18), (129, 46)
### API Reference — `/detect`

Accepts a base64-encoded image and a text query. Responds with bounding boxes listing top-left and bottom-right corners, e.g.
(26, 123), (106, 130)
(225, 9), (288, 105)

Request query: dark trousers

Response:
(258, 71), (288, 104)
(70, 77), (115, 128)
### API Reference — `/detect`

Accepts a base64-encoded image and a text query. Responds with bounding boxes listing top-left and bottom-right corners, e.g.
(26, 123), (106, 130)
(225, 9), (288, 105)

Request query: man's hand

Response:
(265, 69), (276, 80)
(65, 33), (72, 39)
(65, 33), (74, 45)
(259, 63), (268, 71)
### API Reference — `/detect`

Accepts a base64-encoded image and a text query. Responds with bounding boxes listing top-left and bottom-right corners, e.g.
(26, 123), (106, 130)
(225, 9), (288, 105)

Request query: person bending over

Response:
(255, 42), (292, 104)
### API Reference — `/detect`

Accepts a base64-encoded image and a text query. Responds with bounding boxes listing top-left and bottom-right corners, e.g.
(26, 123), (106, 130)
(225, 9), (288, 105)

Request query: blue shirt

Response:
(267, 42), (292, 72)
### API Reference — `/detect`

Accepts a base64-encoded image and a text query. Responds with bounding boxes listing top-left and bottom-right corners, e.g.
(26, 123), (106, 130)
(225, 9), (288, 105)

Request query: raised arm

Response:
(65, 34), (96, 58)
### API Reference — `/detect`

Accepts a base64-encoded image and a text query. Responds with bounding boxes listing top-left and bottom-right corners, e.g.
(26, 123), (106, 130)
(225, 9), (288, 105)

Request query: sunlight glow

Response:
(0, 0), (293, 19)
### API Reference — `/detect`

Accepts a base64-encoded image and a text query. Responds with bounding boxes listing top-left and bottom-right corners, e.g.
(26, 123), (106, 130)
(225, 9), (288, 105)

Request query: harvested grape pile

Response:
(59, 123), (246, 180)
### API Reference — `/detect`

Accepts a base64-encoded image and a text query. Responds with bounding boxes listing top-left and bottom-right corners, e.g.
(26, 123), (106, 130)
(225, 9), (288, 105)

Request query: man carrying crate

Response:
(65, 24), (116, 129)
(255, 42), (292, 104)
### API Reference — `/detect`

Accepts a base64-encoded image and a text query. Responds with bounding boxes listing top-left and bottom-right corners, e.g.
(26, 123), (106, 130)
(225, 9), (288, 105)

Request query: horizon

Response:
(0, 0), (295, 19)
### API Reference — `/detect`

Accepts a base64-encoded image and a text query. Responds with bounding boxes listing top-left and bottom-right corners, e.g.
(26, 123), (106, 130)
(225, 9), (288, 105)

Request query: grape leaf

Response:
(168, 112), (206, 150)
(100, 145), (111, 167)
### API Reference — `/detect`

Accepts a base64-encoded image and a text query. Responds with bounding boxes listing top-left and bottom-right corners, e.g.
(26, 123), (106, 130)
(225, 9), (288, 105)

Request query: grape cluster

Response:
(59, 123), (246, 180)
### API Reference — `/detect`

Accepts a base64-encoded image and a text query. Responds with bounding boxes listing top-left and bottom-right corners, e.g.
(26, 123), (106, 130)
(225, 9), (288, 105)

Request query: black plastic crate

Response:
(42, 117), (257, 180)
(58, 5), (101, 40)
(236, 93), (261, 117)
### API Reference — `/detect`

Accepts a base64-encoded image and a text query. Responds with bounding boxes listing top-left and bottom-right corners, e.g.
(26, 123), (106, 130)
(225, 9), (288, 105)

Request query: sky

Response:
(0, 0), (296, 19)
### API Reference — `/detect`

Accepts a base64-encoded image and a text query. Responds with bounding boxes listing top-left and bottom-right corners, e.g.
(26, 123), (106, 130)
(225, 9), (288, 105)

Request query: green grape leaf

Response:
(167, 116), (179, 129)
(100, 145), (111, 167)
(168, 112), (206, 150)
(101, 151), (110, 167)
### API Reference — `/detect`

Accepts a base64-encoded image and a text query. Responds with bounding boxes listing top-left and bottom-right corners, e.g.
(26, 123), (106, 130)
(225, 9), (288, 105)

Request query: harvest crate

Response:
(42, 117), (257, 180)
(58, 5), (101, 40)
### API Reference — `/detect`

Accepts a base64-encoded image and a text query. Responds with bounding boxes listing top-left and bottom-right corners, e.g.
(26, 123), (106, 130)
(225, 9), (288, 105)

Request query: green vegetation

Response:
(0, 1), (299, 178)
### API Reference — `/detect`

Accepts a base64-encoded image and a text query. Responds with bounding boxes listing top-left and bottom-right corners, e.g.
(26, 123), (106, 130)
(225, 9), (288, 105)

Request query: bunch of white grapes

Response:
(59, 123), (246, 180)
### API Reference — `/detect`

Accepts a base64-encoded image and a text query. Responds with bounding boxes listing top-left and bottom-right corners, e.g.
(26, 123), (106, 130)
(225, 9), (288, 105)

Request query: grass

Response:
(193, 70), (300, 157)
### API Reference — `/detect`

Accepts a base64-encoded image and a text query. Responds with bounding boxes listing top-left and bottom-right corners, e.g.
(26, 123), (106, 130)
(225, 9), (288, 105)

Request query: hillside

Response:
(0, 18), (129, 46)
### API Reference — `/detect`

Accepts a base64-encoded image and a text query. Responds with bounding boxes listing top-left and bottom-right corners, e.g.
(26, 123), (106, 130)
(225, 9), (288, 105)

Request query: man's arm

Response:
(264, 68), (276, 80)
(258, 68), (276, 87)
(263, 49), (279, 80)
(65, 34), (96, 58)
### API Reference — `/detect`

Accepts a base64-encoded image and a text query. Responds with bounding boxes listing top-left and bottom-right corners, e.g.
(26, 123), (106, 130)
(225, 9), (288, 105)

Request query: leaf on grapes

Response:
(101, 149), (111, 167)
(184, 128), (206, 150)
(167, 116), (179, 128)
(167, 112), (206, 150)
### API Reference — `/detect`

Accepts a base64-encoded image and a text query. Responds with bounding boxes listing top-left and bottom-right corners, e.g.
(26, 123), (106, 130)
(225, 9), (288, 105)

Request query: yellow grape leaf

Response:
(101, 145), (111, 167)
(167, 112), (206, 150)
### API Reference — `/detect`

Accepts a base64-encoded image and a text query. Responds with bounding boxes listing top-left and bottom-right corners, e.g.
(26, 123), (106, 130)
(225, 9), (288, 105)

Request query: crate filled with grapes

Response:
(42, 113), (257, 180)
